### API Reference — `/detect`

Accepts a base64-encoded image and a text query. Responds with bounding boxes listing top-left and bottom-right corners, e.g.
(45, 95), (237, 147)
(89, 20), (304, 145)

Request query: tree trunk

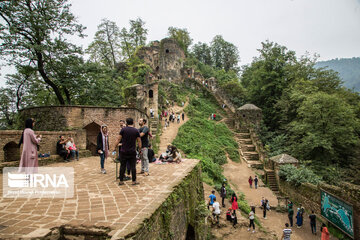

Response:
(63, 87), (72, 105)
(36, 52), (65, 105)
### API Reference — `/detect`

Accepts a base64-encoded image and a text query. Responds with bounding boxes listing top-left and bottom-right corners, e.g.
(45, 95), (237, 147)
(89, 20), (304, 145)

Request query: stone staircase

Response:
(265, 169), (279, 194)
(235, 130), (263, 169)
(149, 118), (159, 136)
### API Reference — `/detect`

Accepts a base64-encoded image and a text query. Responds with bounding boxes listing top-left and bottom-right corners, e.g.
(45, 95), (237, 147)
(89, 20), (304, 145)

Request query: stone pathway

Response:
(0, 157), (199, 239)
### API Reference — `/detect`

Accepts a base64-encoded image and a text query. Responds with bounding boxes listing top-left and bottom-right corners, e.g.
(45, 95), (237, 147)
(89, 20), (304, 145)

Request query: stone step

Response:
(236, 133), (251, 139)
(237, 127), (250, 133)
(242, 145), (256, 152)
(239, 139), (253, 145)
(243, 152), (259, 160)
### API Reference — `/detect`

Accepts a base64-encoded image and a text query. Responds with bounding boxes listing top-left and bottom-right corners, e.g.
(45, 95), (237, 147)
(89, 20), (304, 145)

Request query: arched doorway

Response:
(185, 224), (195, 240)
(83, 122), (101, 156)
(149, 90), (153, 98)
(3, 141), (20, 162)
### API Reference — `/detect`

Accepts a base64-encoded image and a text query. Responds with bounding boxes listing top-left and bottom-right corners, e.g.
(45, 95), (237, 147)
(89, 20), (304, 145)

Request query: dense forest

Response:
(1, 0), (359, 185)
(315, 57), (360, 92)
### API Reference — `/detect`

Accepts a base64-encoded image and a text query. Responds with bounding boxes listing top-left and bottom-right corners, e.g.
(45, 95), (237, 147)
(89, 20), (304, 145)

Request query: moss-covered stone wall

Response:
(120, 163), (207, 240)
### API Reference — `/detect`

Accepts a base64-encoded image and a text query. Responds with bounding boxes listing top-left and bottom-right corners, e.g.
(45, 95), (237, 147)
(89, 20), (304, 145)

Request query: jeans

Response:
(141, 147), (149, 173)
(222, 197), (225, 207)
(311, 222), (316, 234)
(100, 153), (105, 169)
(255, 183), (258, 189)
(71, 150), (79, 160)
(120, 152), (136, 182)
(263, 209), (267, 218)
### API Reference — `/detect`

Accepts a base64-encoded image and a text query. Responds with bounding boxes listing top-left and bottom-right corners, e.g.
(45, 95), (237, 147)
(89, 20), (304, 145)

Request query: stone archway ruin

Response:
(83, 122), (101, 156)
(3, 141), (20, 162)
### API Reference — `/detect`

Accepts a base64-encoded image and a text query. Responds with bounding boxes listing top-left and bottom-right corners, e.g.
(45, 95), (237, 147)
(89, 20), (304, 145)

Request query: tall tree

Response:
(167, 27), (193, 54)
(210, 35), (240, 72)
(87, 19), (121, 68)
(192, 42), (212, 66)
(0, 0), (86, 105)
(119, 18), (148, 59)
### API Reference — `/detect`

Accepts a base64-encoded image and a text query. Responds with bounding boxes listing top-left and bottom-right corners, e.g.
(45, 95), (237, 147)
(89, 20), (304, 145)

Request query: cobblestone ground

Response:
(0, 157), (199, 239)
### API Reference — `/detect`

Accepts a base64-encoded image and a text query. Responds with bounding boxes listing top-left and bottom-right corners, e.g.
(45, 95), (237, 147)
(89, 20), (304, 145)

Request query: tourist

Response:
(115, 120), (131, 180)
(139, 118), (150, 176)
(148, 144), (156, 163)
(57, 135), (70, 162)
(212, 197), (220, 224)
(172, 112), (175, 122)
(248, 206), (256, 233)
(296, 208), (303, 228)
(18, 118), (42, 173)
(321, 223), (330, 240)
(150, 108), (154, 118)
(182, 112), (185, 121)
(208, 190), (216, 209)
(309, 210), (317, 235)
(177, 114), (180, 123)
(281, 223), (292, 240)
(97, 125), (109, 174)
(226, 207), (232, 221)
(67, 138), (79, 161)
(114, 118), (141, 185)
(231, 210), (237, 227)
(170, 146), (182, 163)
(213, 113), (216, 120)
(263, 199), (268, 219)
(288, 205), (294, 227)
(164, 118), (168, 129)
(220, 183), (226, 207)
(231, 193), (238, 215)
(248, 176), (253, 188)
(254, 175), (258, 189)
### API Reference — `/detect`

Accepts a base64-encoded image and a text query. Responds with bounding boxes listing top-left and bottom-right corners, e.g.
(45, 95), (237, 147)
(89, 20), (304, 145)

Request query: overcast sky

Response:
(1, 0), (360, 86)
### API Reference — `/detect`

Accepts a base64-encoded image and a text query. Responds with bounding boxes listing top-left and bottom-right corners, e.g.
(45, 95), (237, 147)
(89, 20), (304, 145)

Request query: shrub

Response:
(279, 164), (322, 186)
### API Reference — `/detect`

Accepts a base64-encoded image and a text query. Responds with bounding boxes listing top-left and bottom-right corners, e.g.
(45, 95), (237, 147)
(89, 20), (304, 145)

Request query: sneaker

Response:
(144, 172), (149, 176)
(247, 228), (250, 231)
(252, 230), (255, 233)
(118, 181), (124, 185)
(103, 169), (107, 174)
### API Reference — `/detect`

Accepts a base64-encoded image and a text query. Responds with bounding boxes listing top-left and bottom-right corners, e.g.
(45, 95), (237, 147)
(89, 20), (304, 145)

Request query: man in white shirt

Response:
(212, 197), (221, 224)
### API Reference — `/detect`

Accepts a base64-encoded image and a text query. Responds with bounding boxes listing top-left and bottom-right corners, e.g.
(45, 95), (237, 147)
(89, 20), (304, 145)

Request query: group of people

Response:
(56, 135), (79, 162)
(210, 113), (217, 120)
(248, 175), (259, 189)
(162, 110), (185, 128)
(208, 188), (239, 228)
(18, 118), (80, 173)
(158, 144), (182, 163)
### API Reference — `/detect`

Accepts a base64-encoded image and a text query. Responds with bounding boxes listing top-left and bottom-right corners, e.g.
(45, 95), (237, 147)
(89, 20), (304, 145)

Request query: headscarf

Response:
(18, 118), (33, 147)
(100, 125), (109, 158)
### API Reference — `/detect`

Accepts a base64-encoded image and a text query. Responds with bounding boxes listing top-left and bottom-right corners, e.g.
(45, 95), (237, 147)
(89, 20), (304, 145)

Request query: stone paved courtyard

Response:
(0, 156), (199, 239)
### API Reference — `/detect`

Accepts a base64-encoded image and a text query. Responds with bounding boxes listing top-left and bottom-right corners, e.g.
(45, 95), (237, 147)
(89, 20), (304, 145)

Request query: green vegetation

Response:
(278, 164), (322, 186)
(173, 89), (239, 185)
(316, 57), (360, 92)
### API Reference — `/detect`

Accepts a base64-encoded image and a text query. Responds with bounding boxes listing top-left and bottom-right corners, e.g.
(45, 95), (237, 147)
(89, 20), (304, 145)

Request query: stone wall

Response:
(17, 106), (148, 156)
(116, 163), (207, 240)
(279, 180), (360, 239)
(0, 130), (79, 162)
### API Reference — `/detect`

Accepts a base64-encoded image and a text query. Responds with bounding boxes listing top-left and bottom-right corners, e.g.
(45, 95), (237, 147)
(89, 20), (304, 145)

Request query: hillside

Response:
(315, 57), (360, 92)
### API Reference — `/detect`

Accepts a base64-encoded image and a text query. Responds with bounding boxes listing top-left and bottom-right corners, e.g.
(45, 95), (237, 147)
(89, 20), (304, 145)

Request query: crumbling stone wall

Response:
(18, 106), (148, 157)
(0, 130), (79, 162)
(138, 38), (185, 83)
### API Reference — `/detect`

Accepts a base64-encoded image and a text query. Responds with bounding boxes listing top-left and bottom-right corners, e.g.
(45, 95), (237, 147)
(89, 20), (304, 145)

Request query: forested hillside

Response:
(315, 57), (360, 92)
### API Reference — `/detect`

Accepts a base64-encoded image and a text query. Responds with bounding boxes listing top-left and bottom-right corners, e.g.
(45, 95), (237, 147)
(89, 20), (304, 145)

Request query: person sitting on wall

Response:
(66, 137), (79, 161)
(57, 135), (70, 162)
(148, 144), (156, 163)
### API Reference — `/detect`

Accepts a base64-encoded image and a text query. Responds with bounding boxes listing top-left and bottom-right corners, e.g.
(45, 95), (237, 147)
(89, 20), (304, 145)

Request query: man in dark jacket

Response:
(220, 183), (226, 207)
(57, 135), (70, 162)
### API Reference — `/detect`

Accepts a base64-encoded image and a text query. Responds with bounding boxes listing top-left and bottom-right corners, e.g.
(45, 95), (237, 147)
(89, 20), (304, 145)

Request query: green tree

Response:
(0, 0), (86, 105)
(210, 35), (239, 72)
(192, 42), (212, 65)
(119, 18), (148, 59)
(167, 27), (193, 54)
(86, 19), (121, 68)
(288, 92), (359, 165)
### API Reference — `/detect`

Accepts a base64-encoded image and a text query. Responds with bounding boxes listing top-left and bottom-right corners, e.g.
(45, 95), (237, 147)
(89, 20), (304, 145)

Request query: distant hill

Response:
(315, 57), (360, 92)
